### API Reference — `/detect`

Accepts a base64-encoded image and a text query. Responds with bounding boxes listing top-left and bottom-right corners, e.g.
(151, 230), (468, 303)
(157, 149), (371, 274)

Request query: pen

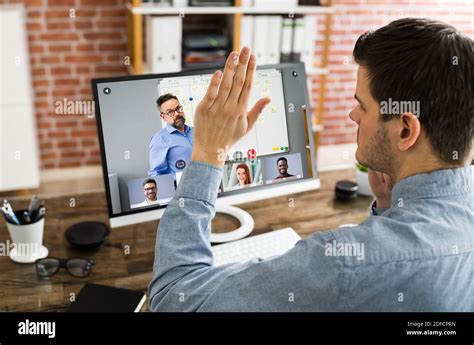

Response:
(28, 195), (39, 216)
(35, 207), (46, 222)
(1, 207), (14, 223)
(3, 201), (20, 225)
(23, 211), (31, 224)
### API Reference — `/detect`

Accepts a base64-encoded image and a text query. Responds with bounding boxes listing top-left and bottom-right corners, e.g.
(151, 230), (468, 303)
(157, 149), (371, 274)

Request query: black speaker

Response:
(335, 180), (358, 201)
(65, 222), (110, 249)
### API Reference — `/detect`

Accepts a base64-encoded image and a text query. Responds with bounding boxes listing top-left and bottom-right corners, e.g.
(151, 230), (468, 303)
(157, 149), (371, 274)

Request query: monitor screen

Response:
(92, 62), (318, 221)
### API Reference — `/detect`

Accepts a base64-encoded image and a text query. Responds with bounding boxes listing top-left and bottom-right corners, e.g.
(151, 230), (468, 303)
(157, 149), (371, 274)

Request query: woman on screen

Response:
(235, 163), (252, 188)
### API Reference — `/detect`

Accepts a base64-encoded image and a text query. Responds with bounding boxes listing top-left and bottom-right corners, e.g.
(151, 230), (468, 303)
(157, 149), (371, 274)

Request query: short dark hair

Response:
(353, 18), (473, 164)
(157, 93), (178, 109)
(277, 157), (288, 165)
(142, 178), (157, 187)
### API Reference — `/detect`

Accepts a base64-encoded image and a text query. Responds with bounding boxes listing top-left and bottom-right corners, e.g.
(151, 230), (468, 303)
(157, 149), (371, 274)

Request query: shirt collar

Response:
(391, 165), (473, 204)
(165, 124), (190, 134)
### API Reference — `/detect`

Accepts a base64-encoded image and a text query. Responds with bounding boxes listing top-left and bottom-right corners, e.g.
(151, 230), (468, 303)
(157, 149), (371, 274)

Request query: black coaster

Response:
(65, 221), (110, 249)
(335, 180), (359, 201)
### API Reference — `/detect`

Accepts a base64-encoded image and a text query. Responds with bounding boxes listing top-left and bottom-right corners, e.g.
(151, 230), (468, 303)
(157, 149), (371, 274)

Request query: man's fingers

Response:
(247, 97), (271, 131)
(200, 70), (222, 109)
(227, 46), (251, 105)
(238, 53), (256, 108)
(212, 51), (238, 107)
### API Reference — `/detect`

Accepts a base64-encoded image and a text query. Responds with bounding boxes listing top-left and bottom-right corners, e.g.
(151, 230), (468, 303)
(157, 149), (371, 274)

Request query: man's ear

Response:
(397, 112), (421, 152)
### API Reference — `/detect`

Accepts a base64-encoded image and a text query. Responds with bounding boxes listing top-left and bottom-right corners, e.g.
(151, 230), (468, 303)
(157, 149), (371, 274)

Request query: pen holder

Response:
(4, 209), (48, 263)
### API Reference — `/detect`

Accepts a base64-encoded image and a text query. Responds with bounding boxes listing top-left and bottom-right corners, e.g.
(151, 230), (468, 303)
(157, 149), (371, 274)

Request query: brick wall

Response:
(313, 0), (474, 145)
(3, 0), (473, 168)
(3, 0), (129, 169)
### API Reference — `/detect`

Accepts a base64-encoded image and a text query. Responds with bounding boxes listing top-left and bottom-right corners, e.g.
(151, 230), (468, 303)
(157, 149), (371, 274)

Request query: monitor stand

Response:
(211, 205), (254, 243)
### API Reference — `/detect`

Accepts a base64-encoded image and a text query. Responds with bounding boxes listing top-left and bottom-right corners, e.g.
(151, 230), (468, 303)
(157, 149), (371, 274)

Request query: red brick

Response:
(95, 65), (126, 73)
(98, 43), (127, 51)
(75, 9), (96, 18)
(37, 120), (52, 129)
(81, 0), (116, 5)
(33, 79), (50, 88)
(35, 101), (49, 109)
(49, 131), (68, 138)
(51, 67), (72, 75)
(61, 150), (86, 158)
(96, 20), (126, 29)
(54, 79), (77, 86)
(101, 8), (126, 17)
(36, 91), (48, 98)
(40, 33), (79, 41)
(76, 66), (91, 74)
(49, 44), (72, 53)
(41, 152), (57, 160)
(57, 140), (79, 147)
(28, 10), (41, 18)
(81, 138), (97, 147)
(85, 157), (102, 165)
(83, 32), (122, 40)
(64, 55), (102, 64)
(40, 142), (54, 150)
(46, 22), (71, 30)
(40, 56), (61, 64)
(52, 89), (76, 97)
(45, 9), (70, 19)
(27, 22), (42, 31)
(47, 0), (75, 5)
(20, 0), (43, 6)
(76, 43), (95, 51)
(30, 44), (45, 53)
(75, 21), (93, 30)
(59, 161), (82, 168)
(71, 129), (97, 137)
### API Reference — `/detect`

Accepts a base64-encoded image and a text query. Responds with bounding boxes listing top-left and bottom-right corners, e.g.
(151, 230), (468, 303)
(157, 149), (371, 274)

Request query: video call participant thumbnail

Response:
(272, 156), (295, 182)
(131, 178), (160, 209)
(148, 93), (194, 177)
(235, 163), (252, 188)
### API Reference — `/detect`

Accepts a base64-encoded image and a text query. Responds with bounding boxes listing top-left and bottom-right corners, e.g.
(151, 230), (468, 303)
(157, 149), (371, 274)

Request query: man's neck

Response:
(392, 157), (465, 185)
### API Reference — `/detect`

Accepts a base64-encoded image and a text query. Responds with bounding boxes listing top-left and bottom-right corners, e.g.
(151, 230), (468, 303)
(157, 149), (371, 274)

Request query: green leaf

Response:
(356, 162), (368, 173)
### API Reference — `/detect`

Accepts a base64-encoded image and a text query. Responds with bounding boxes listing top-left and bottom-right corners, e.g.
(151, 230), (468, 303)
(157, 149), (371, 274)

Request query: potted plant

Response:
(355, 162), (373, 196)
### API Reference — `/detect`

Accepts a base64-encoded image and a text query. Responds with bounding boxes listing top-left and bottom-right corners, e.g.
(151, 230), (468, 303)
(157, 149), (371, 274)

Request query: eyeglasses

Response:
(144, 187), (157, 191)
(161, 105), (184, 117)
(35, 257), (95, 278)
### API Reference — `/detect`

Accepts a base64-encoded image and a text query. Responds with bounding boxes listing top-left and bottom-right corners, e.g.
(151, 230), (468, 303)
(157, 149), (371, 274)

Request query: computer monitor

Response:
(92, 62), (320, 241)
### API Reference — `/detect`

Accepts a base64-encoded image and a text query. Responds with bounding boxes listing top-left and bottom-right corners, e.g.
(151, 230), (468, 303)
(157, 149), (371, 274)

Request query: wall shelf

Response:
(127, 4), (334, 15)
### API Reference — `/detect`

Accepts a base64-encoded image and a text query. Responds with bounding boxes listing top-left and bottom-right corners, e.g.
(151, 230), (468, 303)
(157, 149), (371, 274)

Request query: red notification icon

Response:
(247, 148), (256, 160)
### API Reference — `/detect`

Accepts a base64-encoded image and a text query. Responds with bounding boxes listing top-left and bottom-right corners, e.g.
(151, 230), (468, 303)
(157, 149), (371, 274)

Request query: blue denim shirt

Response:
(149, 162), (474, 311)
(148, 125), (194, 177)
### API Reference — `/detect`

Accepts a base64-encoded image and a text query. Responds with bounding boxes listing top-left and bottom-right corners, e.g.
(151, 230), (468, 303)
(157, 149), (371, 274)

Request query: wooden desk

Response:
(0, 169), (372, 312)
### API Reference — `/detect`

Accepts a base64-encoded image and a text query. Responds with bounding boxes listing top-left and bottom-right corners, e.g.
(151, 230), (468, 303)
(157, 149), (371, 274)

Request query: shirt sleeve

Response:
(149, 134), (169, 176)
(148, 161), (345, 312)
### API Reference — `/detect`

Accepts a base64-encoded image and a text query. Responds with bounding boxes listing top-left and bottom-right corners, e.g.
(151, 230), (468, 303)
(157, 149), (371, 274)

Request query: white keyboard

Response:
(211, 228), (301, 266)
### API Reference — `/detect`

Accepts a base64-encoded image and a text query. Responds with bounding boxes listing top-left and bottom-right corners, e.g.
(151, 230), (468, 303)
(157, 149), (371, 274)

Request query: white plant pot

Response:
(356, 169), (373, 197)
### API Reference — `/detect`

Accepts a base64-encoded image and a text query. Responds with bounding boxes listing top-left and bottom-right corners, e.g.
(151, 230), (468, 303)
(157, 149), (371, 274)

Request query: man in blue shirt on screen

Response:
(148, 93), (194, 177)
(149, 18), (473, 311)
